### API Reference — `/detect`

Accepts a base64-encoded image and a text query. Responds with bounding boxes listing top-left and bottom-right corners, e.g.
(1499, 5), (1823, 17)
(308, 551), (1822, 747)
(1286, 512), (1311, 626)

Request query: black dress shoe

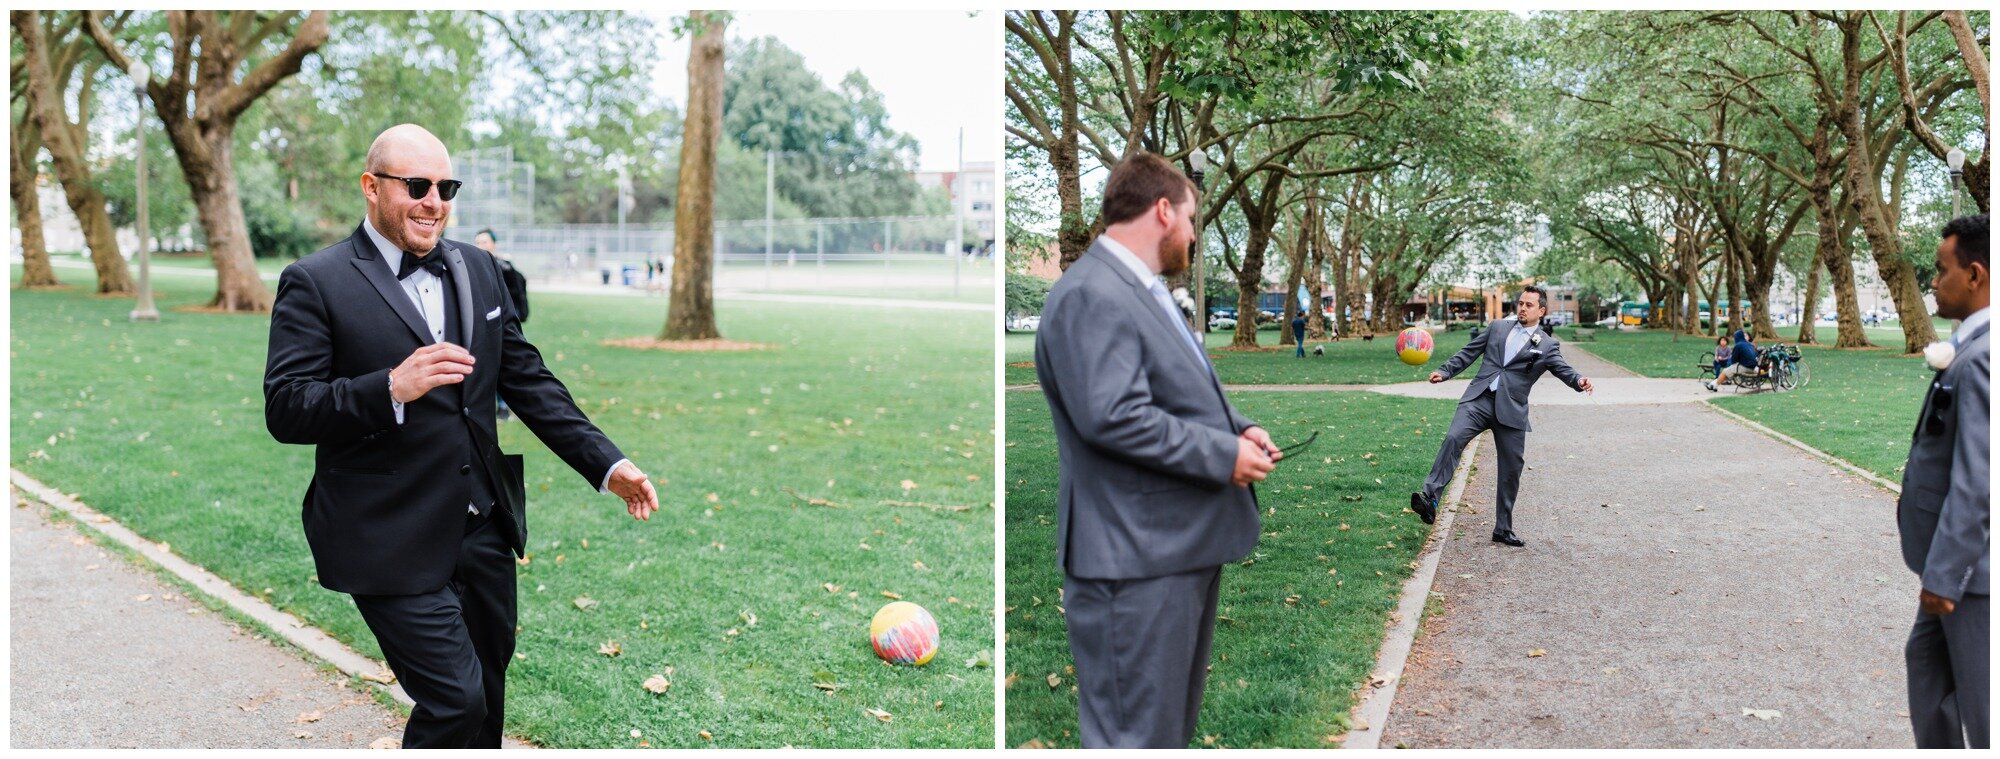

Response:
(1410, 492), (1436, 525)
(1490, 530), (1525, 547)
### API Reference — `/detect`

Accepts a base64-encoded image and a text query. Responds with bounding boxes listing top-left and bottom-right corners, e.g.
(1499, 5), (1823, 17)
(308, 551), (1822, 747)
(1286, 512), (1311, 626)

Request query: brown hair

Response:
(1100, 152), (1196, 227)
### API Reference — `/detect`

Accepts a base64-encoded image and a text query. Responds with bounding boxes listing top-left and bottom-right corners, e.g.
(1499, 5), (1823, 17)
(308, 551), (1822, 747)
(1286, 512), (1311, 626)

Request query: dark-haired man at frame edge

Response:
(264, 124), (659, 749)
(1034, 152), (1281, 748)
(1409, 286), (1593, 547)
(1899, 213), (1988, 749)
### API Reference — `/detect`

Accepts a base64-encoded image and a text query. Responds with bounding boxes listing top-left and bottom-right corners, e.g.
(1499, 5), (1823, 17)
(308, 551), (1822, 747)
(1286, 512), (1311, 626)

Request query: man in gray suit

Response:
(1409, 287), (1593, 546)
(1900, 213), (1988, 749)
(1035, 152), (1280, 748)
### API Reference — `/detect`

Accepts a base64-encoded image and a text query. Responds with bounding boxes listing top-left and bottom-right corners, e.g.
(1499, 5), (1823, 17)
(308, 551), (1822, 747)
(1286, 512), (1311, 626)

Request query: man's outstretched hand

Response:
(607, 461), (659, 521)
(1578, 377), (1595, 395)
(1428, 371), (1445, 384)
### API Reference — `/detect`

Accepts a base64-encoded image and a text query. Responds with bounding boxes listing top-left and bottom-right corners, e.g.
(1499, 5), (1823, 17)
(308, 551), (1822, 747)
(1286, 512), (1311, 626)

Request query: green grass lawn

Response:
(12, 267), (995, 748)
(1006, 328), (1475, 387)
(1003, 390), (1457, 747)
(1567, 327), (1934, 480)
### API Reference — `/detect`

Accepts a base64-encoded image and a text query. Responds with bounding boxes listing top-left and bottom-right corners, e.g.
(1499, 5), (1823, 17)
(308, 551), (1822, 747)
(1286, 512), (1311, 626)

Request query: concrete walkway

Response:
(10, 493), (405, 749)
(1377, 347), (1916, 748)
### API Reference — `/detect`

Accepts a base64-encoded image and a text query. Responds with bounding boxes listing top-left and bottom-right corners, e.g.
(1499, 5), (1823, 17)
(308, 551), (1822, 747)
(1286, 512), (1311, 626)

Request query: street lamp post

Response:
(128, 60), (158, 322)
(1188, 149), (1208, 333)
(1947, 147), (1965, 219)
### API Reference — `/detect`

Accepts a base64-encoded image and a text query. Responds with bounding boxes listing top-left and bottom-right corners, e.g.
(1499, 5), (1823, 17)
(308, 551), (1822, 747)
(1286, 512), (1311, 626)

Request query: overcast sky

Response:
(643, 10), (998, 173)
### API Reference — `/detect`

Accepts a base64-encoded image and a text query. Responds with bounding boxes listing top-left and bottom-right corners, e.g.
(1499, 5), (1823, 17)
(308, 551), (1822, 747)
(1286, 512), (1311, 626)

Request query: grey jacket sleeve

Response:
(1923, 349), (1990, 601)
(1043, 288), (1240, 487)
(1542, 341), (1587, 392)
(1436, 326), (1489, 380)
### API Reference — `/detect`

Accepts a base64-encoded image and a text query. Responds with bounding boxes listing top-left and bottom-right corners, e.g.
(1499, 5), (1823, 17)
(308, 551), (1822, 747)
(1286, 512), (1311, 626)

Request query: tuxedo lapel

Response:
(442, 243), (477, 348)
(348, 227), (435, 346)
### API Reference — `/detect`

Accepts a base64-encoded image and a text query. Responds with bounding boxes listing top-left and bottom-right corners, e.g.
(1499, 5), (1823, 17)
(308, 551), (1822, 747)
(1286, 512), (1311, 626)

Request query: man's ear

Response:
(1971, 259), (1989, 291)
(360, 172), (377, 203)
(1156, 196), (1175, 225)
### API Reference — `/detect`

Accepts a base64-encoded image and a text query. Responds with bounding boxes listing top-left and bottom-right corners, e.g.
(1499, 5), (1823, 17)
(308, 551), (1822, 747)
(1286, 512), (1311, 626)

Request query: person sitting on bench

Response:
(1706, 329), (1759, 391)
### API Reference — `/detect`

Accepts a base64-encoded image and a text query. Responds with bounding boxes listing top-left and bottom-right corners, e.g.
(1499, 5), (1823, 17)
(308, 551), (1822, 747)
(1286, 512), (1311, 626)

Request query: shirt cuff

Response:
(599, 459), (631, 494)
(389, 376), (405, 424)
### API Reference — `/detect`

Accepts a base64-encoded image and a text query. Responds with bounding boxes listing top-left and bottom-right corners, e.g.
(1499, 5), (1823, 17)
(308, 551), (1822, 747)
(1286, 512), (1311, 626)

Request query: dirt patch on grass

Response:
(1007, 361), (1035, 368)
(601, 337), (777, 352)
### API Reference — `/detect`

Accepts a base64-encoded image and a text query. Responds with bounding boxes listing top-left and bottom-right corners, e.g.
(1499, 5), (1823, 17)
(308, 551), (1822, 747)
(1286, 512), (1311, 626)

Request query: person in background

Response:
(1292, 311), (1307, 358)
(1713, 335), (1730, 379)
(1705, 329), (1758, 392)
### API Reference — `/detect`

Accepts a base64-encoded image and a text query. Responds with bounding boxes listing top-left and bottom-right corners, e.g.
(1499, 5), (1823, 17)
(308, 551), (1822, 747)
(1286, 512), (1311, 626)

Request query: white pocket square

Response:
(485, 307), (502, 320)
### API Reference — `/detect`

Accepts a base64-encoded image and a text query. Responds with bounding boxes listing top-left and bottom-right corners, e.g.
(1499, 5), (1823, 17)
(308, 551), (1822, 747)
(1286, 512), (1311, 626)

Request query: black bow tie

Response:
(397, 250), (448, 281)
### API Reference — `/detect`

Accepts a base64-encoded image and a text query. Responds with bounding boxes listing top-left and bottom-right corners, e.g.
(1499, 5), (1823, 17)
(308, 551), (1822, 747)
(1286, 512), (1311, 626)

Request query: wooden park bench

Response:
(1573, 328), (1597, 341)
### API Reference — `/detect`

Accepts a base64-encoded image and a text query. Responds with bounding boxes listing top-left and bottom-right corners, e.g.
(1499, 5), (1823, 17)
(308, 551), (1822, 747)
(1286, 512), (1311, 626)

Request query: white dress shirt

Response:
(1955, 307), (1990, 347)
(1491, 321), (1531, 393)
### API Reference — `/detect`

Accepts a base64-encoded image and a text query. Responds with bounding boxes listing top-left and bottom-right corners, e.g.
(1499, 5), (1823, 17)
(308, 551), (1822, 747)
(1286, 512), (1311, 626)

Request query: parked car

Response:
(1208, 315), (1238, 332)
(1593, 315), (1622, 328)
(1005, 315), (1040, 332)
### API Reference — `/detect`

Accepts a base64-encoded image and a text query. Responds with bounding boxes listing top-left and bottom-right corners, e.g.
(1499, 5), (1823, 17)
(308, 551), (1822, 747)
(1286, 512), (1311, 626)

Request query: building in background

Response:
(914, 160), (995, 252)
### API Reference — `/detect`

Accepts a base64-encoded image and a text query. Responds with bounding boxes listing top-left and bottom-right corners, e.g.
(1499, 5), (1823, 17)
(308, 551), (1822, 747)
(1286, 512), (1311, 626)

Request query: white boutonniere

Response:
(1171, 286), (1194, 314)
(1923, 341), (1956, 372)
(1528, 331), (1544, 347)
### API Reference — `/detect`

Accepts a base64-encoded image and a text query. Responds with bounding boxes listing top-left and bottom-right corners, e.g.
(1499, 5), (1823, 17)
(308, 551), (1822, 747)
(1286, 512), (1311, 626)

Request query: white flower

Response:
(1924, 341), (1956, 372)
(1171, 287), (1194, 314)
(1528, 331), (1543, 347)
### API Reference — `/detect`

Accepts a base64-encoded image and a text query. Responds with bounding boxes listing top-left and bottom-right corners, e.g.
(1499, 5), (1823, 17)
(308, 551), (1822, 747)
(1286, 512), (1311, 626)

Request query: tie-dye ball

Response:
(869, 601), (939, 665)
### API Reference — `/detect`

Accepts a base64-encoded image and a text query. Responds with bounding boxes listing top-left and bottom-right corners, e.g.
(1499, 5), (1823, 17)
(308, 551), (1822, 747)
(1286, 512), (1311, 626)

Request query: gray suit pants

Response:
(1065, 565), (1223, 748)
(1422, 391), (1527, 534)
(1908, 594), (1990, 748)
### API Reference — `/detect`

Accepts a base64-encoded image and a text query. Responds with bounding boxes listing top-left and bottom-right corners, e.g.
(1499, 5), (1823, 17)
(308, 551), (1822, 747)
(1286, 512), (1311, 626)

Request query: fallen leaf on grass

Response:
(812, 671), (843, 692)
(573, 595), (599, 611)
(881, 591), (902, 600)
(1742, 708), (1781, 721)
(965, 650), (992, 669)
(598, 641), (622, 657)
(822, 582), (842, 594)
(865, 708), (893, 722)
(642, 674), (672, 694)
(698, 730), (713, 740)
(900, 480), (917, 492)
(1047, 673), (1062, 689)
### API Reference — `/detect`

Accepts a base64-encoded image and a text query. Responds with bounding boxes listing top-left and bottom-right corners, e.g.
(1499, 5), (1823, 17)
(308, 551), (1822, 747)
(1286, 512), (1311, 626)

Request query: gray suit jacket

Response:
(1899, 320), (1990, 600)
(1433, 318), (1586, 432)
(1035, 241), (1260, 581)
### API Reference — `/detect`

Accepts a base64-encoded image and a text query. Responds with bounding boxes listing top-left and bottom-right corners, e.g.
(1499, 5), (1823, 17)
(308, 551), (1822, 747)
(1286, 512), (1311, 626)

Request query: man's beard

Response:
(1158, 229), (1191, 278)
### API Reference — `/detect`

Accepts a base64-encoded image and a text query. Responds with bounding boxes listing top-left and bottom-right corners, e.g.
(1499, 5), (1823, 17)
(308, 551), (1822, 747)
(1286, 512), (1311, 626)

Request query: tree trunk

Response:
(184, 127), (271, 311)
(11, 117), (59, 289)
(1305, 212), (1329, 340)
(1808, 123), (1871, 348)
(663, 11), (726, 341)
(1277, 222), (1307, 347)
(1231, 221), (1269, 348)
(1942, 11), (1990, 212)
(1834, 16), (1937, 353)
(13, 10), (128, 295)
(1047, 14), (1091, 270)
(1796, 242), (1822, 344)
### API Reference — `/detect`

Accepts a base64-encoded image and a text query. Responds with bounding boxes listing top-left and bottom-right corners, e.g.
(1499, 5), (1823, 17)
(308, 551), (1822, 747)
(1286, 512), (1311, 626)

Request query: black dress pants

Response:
(352, 510), (516, 748)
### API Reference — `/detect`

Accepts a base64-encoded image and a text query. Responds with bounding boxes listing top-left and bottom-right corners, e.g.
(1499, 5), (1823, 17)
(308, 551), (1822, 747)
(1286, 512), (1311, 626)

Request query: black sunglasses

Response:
(1276, 430), (1319, 458)
(371, 172), (463, 201)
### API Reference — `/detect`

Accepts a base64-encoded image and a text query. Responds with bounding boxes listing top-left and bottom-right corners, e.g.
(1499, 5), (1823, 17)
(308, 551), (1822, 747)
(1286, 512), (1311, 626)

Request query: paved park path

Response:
(10, 492), (406, 749)
(1377, 347), (1916, 748)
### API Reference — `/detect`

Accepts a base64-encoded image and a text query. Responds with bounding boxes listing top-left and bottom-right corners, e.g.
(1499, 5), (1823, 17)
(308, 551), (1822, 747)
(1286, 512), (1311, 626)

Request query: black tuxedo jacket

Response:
(265, 225), (625, 595)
